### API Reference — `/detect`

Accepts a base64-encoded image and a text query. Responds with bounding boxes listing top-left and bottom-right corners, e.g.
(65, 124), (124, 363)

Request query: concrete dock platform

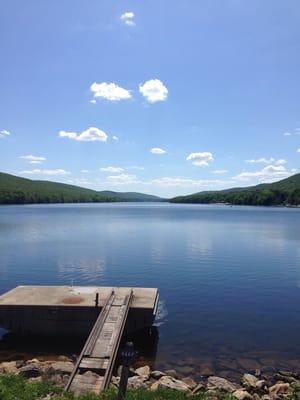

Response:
(0, 286), (159, 336)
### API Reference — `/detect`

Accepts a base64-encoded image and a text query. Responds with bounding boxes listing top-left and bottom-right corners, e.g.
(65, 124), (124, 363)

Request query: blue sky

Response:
(0, 0), (299, 197)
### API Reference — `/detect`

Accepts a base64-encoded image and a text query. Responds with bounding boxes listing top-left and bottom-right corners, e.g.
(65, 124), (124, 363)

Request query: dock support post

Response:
(116, 342), (137, 400)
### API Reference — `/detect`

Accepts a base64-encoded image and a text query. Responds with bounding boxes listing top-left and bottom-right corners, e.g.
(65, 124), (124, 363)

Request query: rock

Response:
(26, 358), (40, 364)
(256, 379), (267, 390)
(181, 377), (197, 389)
(150, 370), (165, 379)
(127, 376), (148, 389)
(268, 383), (291, 398)
(192, 383), (206, 394)
(242, 373), (259, 388)
(199, 362), (214, 376)
(207, 376), (238, 393)
(164, 369), (179, 379)
(57, 355), (71, 362)
(46, 361), (74, 375)
(111, 376), (120, 387)
(18, 363), (43, 378)
(0, 361), (18, 374)
(233, 389), (253, 400)
(152, 376), (191, 392)
(135, 365), (150, 378)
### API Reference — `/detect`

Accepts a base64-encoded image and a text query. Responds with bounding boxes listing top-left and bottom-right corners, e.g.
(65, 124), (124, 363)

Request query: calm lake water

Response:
(0, 203), (300, 378)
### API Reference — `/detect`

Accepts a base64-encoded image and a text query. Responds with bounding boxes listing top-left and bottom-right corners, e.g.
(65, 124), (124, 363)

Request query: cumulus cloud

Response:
(105, 174), (138, 185)
(186, 152), (213, 167)
(59, 127), (108, 142)
(90, 82), (131, 101)
(234, 165), (292, 182)
(246, 157), (286, 165)
(21, 169), (70, 176)
(112, 135), (119, 141)
(0, 129), (11, 138)
(139, 79), (168, 103)
(151, 147), (166, 155)
(151, 177), (226, 188)
(120, 11), (135, 26)
(20, 155), (46, 164)
(100, 166), (124, 173)
(213, 169), (228, 174)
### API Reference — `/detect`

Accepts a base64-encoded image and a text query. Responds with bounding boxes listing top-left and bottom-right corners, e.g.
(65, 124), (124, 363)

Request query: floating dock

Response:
(0, 285), (159, 395)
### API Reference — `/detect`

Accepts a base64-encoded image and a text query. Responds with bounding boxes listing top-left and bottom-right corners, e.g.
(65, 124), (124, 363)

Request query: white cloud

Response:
(246, 157), (286, 165)
(283, 132), (291, 136)
(100, 166), (124, 173)
(81, 169), (89, 173)
(90, 82), (131, 101)
(126, 165), (144, 170)
(186, 152), (213, 167)
(291, 168), (297, 173)
(297, 148), (300, 153)
(21, 169), (70, 176)
(234, 165), (292, 182)
(89, 99), (96, 104)
(112, 135), (119, 141)
(213, 169), (228, 174)
(151, 177), (226, 188)
(151, 147), (166, 155)
(120, 11), (135, 26)
(59, 127), (108, 142)
(139, 79), (168, 103)
(0, 129), (11, 138)
(20, 155), (46, 164)
(106, 174), (138, 185)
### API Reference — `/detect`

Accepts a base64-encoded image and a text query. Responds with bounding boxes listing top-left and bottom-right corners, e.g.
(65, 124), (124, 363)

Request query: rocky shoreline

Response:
(1, 357), (300, 399)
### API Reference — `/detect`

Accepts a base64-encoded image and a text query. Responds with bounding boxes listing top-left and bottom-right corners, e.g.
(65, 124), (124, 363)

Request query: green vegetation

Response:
(0, 374), (299, 400)
(170, 174), (300, 206)
(0, 172), (162, 204)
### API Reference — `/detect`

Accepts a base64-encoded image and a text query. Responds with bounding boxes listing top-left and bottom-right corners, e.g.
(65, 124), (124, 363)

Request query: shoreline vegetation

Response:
(0, 172), (300, 207)
(0, 358), (300, 399)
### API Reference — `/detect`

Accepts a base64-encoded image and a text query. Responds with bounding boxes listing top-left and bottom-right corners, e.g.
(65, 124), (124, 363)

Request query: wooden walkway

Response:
(65, 289), (133, 395)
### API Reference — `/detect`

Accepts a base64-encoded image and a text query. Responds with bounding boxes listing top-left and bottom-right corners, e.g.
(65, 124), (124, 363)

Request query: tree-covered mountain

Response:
(0, 172), (162, 204)
(170, 174), (300, 206)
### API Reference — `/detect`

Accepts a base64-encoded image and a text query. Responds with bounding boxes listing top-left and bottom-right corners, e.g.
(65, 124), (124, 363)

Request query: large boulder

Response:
(151, 376), (191, 393)
(18, 363), (43, 378)
(134, 365), (150, 379)
(0, 361), (18, 374)
(268, 383), (291, 398)
(233, 389), (253, 400)
(207, 376), (239, 393)
(242, 373), (259, 388)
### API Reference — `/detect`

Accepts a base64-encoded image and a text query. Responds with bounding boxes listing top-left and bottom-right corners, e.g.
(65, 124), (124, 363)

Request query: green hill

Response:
(170, 174), (300, 206)
(0, 172), (162, 204)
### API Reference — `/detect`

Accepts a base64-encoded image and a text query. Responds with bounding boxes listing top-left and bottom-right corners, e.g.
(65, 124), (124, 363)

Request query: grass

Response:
(0, 374), (300, 400)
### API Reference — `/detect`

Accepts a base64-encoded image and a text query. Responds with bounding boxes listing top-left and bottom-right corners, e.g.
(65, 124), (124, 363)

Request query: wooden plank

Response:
(79, 357), (108, 370)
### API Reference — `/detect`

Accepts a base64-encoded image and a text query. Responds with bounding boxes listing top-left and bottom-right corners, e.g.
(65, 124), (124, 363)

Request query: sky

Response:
(0, 0), (300, 198)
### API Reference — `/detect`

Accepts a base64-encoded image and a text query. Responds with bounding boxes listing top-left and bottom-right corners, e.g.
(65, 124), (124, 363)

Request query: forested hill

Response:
(170, 174), (300, 206)
(0, 172), (162, 204)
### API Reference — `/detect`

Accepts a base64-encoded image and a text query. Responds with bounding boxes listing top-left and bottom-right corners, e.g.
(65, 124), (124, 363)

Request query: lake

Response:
(0, 203), (300, 379)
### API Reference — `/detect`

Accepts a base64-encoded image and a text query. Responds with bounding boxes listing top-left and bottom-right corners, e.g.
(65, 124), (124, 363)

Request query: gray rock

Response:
(150, 370), (165, 379)
(242, 373), (259, 388)
(18, 363), (43, 378)
(127, 376), (148, 389)
(207, 376), (238, 393)
(151, 376), (191, 392)
(268, 383), (291, 398)
(0, 361), (18, 374)
(135, 365), (150, 378)
(46, 361), (74, 375)
(233, 389), (253, 400)
(192, 383), (206, 394)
